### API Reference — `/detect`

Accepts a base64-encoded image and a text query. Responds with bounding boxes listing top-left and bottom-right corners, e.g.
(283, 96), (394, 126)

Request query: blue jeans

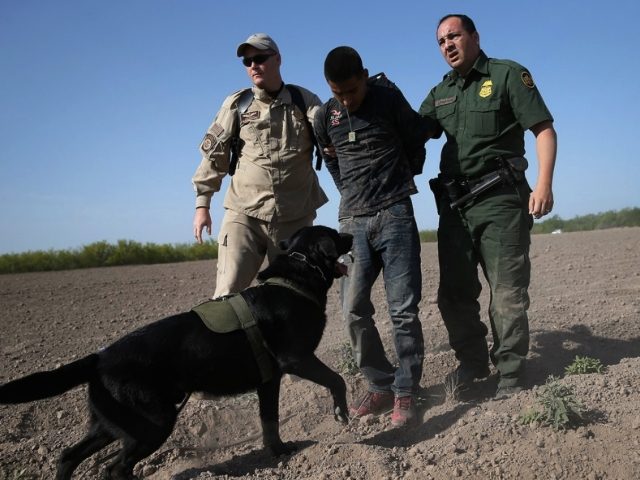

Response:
(339, 198), (424, 396)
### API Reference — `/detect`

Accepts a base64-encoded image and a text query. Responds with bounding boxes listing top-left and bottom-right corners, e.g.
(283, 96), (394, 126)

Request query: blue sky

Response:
(1, 0), (639, 254)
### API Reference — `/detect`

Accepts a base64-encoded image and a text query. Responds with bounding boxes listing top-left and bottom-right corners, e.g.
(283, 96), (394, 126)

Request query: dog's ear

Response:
(315, 237), (339, 260)
(279, 226), (311, 252)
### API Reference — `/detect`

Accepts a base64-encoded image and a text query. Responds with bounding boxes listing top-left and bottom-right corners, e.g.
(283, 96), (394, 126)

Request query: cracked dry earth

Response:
(1, 227), (639, 480)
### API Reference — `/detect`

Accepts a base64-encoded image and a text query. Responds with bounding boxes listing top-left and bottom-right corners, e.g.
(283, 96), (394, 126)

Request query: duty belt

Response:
(431, 156), (528, 210)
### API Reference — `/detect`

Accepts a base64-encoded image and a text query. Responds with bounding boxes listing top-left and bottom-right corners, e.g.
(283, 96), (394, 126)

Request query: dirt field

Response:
(1, 227), (639, 480)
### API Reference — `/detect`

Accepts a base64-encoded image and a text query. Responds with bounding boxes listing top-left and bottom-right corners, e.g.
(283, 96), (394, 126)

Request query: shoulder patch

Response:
(521, 71), (535, 88)
(211, 123), (224, 137)
(435, 96), (457, 107)
(202, 133), (214, 152)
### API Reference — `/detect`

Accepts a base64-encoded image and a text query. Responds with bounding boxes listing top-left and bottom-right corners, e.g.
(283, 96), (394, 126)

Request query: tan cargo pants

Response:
(213, 209), (316, 298)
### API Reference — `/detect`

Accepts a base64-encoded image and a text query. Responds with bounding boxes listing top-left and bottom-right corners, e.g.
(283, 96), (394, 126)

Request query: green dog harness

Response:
(191, 277), (321, 384)
(192, 293), (274, 383)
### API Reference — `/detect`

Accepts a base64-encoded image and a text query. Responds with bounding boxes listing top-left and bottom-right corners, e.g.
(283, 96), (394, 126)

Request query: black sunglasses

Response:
(242, 53), (276, 67)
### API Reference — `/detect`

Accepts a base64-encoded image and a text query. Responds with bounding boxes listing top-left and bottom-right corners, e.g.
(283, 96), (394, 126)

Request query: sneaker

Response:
(494, 385), (523, 400)
(445, 363), (491, 391)
(390, 395), (417, 427)
(349, 390), (394, 417)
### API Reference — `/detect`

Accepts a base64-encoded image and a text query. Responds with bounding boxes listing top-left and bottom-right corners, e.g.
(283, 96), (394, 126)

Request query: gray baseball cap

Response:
(236, 33), (280, 57)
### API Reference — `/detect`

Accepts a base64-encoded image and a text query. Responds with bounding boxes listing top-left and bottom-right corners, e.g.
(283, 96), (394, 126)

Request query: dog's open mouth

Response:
(334, 256), (350, 277)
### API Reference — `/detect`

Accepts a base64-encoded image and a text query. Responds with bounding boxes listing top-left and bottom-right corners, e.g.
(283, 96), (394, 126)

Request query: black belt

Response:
(441, 168), (522, 209)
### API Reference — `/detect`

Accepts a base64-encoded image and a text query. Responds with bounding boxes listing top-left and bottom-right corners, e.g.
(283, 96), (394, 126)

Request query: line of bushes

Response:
(0, 208), (637, 274)
(420, 207), (640, 240)
(531, 207), (640, 234)
(0, 239), (218, 274)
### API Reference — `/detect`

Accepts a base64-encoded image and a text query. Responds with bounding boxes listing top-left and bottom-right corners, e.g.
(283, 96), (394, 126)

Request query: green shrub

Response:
(519, 376), (585, 431)
(532, 207), (640, 234)
(519, 408), (544, 425)
(418, 229), (437, 243)
(0, 239), (218, 274)
(334, 342), (359, 376)
(2, 207), (637, 273)
(565, 355), (605, 375)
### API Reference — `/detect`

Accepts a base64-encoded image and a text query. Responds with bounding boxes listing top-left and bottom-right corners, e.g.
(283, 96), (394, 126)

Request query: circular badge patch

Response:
(202, 134), (214, 152)
(521, 71), (535, 88)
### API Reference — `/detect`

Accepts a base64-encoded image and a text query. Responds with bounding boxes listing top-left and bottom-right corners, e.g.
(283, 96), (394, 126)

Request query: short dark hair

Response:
(324, 46), (364, 83)
(437, 14), (477, 34)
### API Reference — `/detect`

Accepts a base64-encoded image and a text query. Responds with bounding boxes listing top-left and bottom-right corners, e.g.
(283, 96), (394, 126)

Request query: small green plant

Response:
(519, 408), (543, 425)
(519, 375), (585, 431)
(565, 355), (605, 375)
(334, 342), (359, 376)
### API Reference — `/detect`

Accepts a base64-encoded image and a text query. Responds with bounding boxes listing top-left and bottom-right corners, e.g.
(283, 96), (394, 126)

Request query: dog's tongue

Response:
(335, 261), (349, 277)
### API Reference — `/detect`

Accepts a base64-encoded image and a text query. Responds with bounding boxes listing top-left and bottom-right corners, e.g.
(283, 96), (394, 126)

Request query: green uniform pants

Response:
(437, 182), (533, 386)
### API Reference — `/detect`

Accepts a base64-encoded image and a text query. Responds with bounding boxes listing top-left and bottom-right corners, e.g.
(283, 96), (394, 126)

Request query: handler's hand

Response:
(193, 208), (212, 244)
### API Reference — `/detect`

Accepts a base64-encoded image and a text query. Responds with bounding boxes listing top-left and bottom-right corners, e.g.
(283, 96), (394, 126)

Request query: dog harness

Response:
(191, 277), (320, 384)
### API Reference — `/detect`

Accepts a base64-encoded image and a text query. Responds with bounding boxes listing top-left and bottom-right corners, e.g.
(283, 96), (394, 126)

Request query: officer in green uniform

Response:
(419, 14), (557, 398)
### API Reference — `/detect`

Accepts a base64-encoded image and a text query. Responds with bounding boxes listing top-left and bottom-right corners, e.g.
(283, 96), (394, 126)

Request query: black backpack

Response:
(228, 85), (322, 175)
(368, 71), (397, 90)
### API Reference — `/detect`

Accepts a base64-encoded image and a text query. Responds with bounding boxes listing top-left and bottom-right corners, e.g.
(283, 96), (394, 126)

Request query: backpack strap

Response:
(286, 85), (323, 171)
(228, 88), (254, 176)
(236, 88), (255, 116)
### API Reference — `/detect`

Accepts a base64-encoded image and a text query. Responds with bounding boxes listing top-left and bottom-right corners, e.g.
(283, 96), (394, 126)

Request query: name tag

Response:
(241, 111), (260, 121)
(435, 96), (457, 107)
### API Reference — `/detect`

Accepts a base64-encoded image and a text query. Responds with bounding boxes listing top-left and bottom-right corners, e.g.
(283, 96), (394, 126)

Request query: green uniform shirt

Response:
(419, 50), (553, 178)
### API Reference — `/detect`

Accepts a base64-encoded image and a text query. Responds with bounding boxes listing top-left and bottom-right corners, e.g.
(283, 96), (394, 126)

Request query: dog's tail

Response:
(0, 354), (98, 404)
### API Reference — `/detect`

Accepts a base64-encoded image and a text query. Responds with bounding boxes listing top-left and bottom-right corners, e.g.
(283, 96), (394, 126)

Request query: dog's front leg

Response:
(283, 355), (349, 424)
(256, 378), (296, 456)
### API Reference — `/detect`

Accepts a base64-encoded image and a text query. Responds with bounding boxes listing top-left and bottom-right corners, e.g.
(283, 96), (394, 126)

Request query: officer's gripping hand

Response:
(323, 144), (337, 158)
(529, 185), (554, 219)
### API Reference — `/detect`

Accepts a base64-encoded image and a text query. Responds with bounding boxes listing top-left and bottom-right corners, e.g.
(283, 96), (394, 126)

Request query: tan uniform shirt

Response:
(192, 84), (328, 222)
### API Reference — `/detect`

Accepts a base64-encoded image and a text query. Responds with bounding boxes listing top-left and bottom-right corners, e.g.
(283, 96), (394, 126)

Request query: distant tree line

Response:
(530, 207), (640, 234)
(0, 208), (637, 274)
(0, 239), (217, 274)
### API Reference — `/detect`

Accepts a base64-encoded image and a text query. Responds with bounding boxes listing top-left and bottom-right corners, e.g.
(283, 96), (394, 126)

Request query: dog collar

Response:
(288, 252), (327, 282)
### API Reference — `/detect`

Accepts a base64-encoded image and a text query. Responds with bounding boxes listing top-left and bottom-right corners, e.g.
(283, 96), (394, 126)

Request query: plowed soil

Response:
(1, 227), (639, 480)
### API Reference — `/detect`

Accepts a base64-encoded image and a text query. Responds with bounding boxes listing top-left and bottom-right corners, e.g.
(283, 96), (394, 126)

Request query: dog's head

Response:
(279, 226), (353, 279)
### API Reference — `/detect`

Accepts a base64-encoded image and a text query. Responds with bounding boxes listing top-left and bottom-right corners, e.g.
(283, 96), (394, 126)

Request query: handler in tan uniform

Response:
(192, 33), (327, 298)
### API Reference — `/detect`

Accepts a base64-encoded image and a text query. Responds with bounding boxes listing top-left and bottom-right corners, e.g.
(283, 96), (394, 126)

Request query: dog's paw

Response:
(334, 405), (349, 424)
(267, 440), (297, 457)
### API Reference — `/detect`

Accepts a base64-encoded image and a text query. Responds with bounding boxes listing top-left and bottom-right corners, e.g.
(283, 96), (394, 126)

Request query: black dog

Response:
(0, 226), (353, 479)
